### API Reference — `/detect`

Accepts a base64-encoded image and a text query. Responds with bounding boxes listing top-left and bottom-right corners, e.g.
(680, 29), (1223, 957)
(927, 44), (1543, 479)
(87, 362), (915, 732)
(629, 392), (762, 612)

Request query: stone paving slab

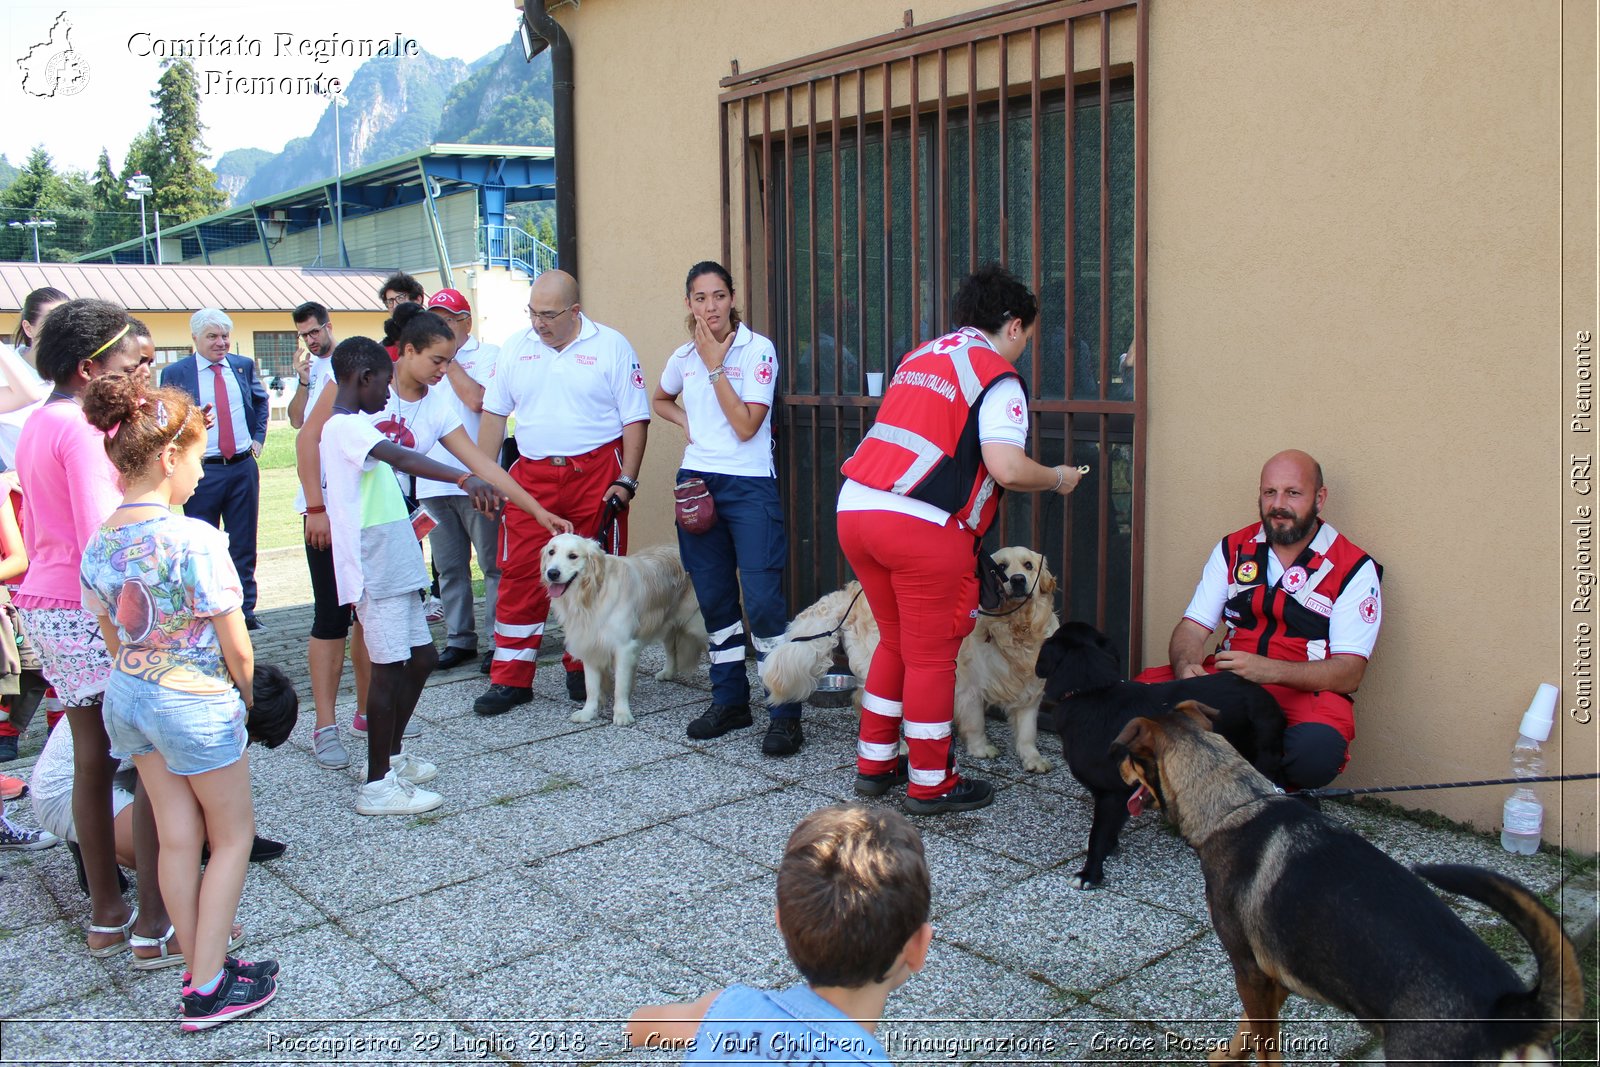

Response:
(0, 606), (1589, 1066)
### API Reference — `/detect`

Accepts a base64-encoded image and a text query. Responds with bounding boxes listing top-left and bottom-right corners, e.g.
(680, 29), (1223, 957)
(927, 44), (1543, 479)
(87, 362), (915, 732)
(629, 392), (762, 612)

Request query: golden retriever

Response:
(541, 534), (707, 726)
(759, 547), (1059, 771)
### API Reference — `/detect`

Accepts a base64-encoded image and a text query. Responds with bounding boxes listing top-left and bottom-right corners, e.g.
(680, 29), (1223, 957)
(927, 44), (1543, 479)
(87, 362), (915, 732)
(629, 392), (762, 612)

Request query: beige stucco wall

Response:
(550, 0), (1598, 848)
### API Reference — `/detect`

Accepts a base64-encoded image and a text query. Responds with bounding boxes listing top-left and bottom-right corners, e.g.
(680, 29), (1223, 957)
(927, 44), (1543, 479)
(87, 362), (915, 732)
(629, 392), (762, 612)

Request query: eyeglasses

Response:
(528, 304), (575, 324)
(383, 294), (417, 309)
(296, 322), (329, 341)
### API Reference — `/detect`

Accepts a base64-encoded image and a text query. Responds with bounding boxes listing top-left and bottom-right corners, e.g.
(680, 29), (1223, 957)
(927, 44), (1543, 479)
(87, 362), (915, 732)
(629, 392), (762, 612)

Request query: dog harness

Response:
(841, 327), (1021, 537)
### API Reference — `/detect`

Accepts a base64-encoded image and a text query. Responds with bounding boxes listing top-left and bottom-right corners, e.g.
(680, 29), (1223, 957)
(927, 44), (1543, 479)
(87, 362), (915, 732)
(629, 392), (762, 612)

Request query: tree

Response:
(89, 147), (135, 248)
(0, 146), (96, 261)
(145, 59), (226, 224)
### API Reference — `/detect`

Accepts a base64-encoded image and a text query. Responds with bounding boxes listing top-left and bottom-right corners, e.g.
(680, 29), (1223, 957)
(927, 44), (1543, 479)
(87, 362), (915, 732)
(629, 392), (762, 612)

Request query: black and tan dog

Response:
(1034, 622), (1284, 888)
(1112, 703), (1582, 1065)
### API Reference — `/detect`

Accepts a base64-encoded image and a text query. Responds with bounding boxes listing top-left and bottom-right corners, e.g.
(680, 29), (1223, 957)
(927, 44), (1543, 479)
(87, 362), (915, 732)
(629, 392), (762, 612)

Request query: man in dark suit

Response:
(161, 308), (270, 630)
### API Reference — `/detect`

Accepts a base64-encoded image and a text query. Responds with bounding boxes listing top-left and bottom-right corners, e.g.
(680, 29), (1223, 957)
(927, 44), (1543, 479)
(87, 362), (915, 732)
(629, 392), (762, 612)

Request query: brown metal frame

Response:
(720, 0), (1149, 666)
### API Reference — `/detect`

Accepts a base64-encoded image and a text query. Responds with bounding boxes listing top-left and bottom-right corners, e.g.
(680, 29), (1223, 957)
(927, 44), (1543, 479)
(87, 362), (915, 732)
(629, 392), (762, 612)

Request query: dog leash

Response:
(790, 465), (1079, 638)
(1298, 771), (1600, 801)
(593, 496), (623, 555)
(790, 588), (866, 644)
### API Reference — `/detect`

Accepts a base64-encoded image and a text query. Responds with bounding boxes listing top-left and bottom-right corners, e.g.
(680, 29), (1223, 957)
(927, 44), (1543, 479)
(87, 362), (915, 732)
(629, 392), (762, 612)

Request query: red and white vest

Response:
(1220, 520), (1381, 664)
(841, 327), (1021, 536)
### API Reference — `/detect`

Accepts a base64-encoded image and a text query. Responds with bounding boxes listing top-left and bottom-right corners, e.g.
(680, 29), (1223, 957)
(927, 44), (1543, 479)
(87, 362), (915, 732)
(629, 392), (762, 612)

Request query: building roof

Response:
(0, 263), (390, 314)
(77, 143), (556, 267)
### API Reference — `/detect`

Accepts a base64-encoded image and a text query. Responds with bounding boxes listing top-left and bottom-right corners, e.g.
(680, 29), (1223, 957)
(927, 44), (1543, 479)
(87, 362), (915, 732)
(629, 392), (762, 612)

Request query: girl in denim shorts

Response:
(79, 374), (278, 1031)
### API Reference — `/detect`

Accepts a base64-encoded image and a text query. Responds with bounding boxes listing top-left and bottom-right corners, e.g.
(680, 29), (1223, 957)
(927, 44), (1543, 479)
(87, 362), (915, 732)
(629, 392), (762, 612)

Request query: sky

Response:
(3, 1), (526, 174)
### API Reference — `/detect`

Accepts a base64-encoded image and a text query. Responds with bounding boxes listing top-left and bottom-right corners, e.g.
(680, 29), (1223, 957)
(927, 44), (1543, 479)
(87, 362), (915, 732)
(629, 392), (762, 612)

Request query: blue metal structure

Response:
(78, 145), (558, 281)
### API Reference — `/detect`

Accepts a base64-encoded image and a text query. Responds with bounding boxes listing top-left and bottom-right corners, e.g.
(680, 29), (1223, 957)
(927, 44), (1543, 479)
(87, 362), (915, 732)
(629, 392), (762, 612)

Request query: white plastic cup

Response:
(866, 372), (884, 397)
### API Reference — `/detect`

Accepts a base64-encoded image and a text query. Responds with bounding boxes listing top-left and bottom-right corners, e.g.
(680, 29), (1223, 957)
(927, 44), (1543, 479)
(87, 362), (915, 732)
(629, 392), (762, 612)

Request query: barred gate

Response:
(719, 0), (1148, 667)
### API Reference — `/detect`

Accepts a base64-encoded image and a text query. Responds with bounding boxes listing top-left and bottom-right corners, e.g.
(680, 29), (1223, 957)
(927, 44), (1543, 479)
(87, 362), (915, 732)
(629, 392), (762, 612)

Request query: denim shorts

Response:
(102, 671), (247, 776)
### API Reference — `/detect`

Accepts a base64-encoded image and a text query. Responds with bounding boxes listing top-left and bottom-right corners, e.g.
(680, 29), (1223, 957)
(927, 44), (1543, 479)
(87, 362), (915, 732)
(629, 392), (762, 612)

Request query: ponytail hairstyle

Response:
(34, 299), (137, 387)
(81, 375), (205, 480)
(389, 302), (454, 355)
(12, 286), (70, 349)
(682, 259), (743, 338)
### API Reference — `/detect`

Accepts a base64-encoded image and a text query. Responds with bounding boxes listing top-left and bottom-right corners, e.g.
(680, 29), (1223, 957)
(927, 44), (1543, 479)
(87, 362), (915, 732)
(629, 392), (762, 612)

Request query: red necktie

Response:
(211, 362), (237, 458)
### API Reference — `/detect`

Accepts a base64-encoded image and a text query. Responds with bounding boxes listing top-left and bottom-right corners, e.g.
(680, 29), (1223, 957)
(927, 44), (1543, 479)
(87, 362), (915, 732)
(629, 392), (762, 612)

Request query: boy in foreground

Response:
(322, 338), (569, 815)
(626, 805), (931, 1063)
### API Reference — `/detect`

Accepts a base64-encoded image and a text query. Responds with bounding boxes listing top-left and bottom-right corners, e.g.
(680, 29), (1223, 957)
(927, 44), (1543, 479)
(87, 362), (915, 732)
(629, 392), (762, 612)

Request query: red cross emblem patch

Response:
(755, 362), (773, 385)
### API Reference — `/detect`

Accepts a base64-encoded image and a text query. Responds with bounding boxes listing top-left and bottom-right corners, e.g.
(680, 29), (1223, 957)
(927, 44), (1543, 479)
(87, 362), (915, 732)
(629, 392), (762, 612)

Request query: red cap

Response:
(426, 288), (470, 315)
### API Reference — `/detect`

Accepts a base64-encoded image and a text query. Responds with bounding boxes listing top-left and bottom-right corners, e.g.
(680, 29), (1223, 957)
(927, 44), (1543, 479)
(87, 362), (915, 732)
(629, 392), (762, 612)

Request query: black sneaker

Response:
(854, 756), (910, 797)
(202, 834), (286, 866)
(761, 718), (804, 756)
(686, 703), (753, 740)
(436, 646), (476, 671)
(66, 840), (129, 897)
(902, 778), (995, 815)
(474, 684), (533, 717)
(226, 955), (280, 981)
(565, 669), (587, 703)
(180, 969), (277, 1031)
(185, 956), (280, 985)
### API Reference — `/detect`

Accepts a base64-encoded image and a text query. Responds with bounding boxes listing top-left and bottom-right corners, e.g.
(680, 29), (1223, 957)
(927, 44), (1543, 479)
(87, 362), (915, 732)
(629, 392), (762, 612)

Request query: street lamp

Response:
(319, 87), (350, 268)
(126, 173), (152, 264)
(7, 219), (56, 263)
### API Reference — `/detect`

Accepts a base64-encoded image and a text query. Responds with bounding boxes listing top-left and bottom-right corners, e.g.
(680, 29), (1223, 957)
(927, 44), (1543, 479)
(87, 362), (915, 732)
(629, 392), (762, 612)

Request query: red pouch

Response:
(673, 477), (716, 535)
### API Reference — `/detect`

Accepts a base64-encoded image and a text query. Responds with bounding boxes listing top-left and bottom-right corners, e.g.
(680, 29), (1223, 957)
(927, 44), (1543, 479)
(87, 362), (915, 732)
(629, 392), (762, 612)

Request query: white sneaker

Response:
(355, 771), (442, 816)
(391, 751), (438, 785)
(423, 596), (445, 624)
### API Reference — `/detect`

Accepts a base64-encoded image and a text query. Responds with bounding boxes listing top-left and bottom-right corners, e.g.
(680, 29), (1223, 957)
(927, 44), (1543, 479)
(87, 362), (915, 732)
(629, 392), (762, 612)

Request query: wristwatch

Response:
(612, 474), (640, 493)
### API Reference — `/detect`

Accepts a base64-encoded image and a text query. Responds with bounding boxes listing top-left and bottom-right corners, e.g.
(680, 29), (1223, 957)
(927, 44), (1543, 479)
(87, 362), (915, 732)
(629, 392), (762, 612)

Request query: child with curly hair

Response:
(80, 373), (278, 1030)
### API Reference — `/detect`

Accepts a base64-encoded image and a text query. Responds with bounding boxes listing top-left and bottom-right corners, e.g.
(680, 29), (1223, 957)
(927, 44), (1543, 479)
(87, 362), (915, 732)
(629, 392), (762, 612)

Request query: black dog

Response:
(1034, 621), (1285, 888)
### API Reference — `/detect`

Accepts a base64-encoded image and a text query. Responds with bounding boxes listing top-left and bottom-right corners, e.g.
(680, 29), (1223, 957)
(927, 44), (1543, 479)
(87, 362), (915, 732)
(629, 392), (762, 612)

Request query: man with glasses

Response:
(417, 289), (503, 674)
(379, 272), (425, 310)
(288, 302), (335, 429)
(473, 269), (650, 716)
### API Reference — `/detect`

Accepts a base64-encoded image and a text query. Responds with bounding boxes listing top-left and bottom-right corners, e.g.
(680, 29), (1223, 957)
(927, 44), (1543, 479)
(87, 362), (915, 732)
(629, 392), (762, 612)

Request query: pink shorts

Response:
(17, 607), (112, 708)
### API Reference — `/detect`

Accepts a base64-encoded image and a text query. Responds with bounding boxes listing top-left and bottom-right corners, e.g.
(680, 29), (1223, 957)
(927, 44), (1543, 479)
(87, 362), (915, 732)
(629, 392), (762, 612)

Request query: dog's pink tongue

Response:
(1127, 784), (1152, 817)
(548, 581), (569, 599)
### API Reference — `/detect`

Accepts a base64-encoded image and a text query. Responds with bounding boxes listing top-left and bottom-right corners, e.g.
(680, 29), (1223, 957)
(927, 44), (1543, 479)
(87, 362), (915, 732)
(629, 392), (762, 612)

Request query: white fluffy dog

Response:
(541, 534), (707, 725)
(759, 547), (1059, 771)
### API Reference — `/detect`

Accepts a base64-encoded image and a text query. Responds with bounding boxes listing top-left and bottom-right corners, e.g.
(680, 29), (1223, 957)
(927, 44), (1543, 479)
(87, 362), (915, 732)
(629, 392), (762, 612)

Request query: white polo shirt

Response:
(487, 314), (650, 459)
(659, 323), (778, 477)
(419, 336), (501, 501)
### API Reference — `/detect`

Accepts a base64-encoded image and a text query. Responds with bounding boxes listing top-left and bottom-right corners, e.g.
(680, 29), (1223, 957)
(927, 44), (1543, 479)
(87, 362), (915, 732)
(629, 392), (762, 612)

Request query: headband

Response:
(87, 324), (132, 361)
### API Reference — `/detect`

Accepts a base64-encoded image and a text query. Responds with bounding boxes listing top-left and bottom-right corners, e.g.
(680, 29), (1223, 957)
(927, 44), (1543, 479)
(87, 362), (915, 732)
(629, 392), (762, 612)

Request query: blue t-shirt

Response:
(683, 984), (890, 1065)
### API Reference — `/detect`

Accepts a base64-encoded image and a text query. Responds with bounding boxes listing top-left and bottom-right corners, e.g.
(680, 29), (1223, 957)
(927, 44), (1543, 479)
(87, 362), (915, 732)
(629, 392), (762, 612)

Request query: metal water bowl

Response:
(810, 672), (860, 708)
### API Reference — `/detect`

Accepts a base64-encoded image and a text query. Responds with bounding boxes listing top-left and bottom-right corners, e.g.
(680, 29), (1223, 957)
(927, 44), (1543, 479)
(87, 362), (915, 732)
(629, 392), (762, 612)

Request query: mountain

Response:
(213, 147), (273, 205)
(236, 49), (469, 203)
(435, 34), (554, 146)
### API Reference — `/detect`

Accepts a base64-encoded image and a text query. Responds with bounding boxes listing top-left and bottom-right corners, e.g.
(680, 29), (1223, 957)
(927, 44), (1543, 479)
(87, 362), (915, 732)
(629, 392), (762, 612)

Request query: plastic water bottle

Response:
(1500, 683), (1557, 854)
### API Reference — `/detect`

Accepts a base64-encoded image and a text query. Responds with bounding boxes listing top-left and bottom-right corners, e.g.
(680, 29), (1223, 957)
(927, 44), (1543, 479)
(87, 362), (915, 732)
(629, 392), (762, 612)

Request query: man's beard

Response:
(1262, 504), (1319, 546)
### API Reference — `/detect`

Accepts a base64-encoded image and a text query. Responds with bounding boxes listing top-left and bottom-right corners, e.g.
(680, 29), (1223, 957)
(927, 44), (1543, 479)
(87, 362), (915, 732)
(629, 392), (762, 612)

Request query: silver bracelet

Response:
(1050, 465), (1065, 492)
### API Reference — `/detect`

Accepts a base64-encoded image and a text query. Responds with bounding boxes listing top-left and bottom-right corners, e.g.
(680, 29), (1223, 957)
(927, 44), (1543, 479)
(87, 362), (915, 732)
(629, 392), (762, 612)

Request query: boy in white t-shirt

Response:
(321, 337), (568, 816)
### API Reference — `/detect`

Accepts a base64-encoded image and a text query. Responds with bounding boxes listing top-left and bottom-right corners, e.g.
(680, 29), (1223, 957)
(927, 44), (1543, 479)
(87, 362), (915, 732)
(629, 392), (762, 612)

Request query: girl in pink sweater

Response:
(14, 298), (167, 958)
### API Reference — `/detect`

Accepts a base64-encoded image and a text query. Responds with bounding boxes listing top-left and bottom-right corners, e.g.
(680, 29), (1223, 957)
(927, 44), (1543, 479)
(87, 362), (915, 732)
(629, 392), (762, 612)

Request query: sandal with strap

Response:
(87, 907), (137, 958)
(130, 923), (246, 972)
